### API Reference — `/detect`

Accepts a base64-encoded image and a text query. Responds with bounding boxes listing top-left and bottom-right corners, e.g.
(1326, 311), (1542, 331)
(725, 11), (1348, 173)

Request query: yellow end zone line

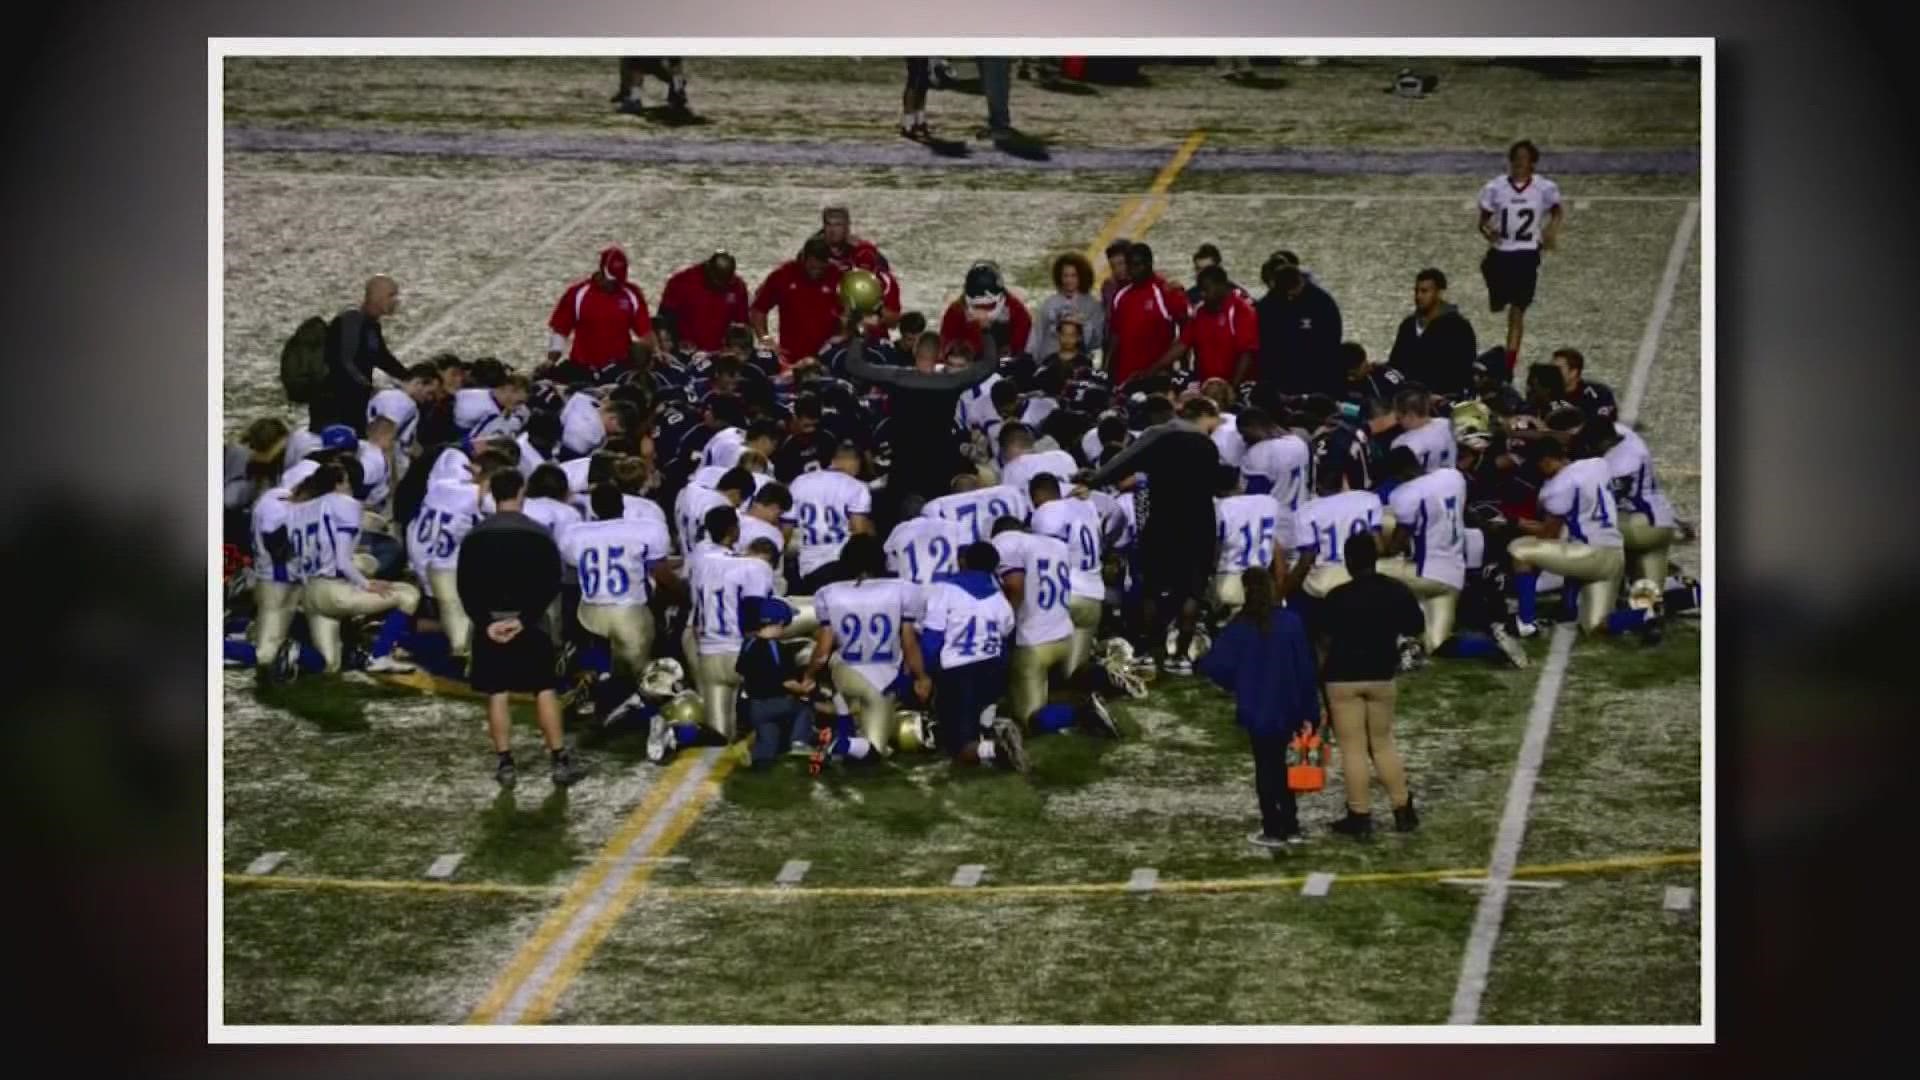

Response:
(1086, 130), (1207, 291)
(227, 849), (1698, 902)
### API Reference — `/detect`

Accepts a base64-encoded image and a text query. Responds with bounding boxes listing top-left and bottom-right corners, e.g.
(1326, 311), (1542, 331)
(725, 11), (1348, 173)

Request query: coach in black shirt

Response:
(1256, 263), (1344, 397)
(457, 469), (588, 789)
(1316, 533), (1424, 837)
(1387, 268), (1478, 400)
(314, 275), (413, 435)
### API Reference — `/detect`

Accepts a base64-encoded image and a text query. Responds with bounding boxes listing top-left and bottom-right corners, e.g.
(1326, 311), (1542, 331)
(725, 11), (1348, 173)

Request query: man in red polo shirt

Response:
(751, 237), (844, 364)
(940, 262), (1032, 360)
(1158, 265), (1260, 384)
(815, 205), (889, 273)
(1106, 242), (1188, 387)
(658, 251), (750, 353)
(547, 245), (654, 376)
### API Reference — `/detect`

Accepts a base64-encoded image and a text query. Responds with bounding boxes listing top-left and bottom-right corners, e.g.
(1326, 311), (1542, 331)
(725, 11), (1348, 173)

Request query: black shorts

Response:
(905, 58), (931, 93)
(1141, 526), (1215, 605)
(1480, 248), (1542, 312)
(469, 623), (557, 695)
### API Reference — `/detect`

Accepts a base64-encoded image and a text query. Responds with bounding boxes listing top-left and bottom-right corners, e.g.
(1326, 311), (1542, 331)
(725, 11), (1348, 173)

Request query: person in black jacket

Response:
(312, 275), (411, 435)
(1387, 268), (1479, 400)
(1317, 532), (1425, 837)
(736, 596), (813, 770)
(840, 310), (1000, 514)
(457, 470), (589, 789)
(1254, 262), (1344, 397)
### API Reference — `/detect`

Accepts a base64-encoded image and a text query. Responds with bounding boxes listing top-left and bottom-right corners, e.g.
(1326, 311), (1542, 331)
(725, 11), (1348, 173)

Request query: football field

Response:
(219, 57), (1703, 1028)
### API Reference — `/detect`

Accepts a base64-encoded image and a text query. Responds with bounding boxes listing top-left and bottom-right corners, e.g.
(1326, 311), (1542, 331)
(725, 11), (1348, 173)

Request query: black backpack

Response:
(279, 315), (331, 404)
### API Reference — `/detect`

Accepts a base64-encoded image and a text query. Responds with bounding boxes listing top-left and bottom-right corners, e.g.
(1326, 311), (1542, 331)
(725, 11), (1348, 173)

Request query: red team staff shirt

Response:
(659, 262), (751, 352)
(1107, 274), (1189, 385)
(549, 250), (654, 371)
(751, 259), (844, 362)
(939, 293), (1033, 359)
(1181, 291), (1260, 382)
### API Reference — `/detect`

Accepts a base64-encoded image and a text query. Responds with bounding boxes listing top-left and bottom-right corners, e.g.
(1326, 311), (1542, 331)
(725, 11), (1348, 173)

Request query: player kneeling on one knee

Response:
(1508, 434), (1659, 641)
(916, 542), (1029, 773)
(801, 534), (929, 763)
(284, 462), (420, 673)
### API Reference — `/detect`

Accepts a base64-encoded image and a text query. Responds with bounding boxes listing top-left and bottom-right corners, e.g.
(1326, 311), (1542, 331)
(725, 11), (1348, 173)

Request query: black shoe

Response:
(551, 749), (589, 787)
(1083, 695), (1120, 739)
(495, 756), (517, 789)
(616, 98), (645, 116)
(667, 87), (689, 112)
(1330, 811), (1374, 839)
(1637, 618), (1664, 646)
(1393, 799), (1419, 833)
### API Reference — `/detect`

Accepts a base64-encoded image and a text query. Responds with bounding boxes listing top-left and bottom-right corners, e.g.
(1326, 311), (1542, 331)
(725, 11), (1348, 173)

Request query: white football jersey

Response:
(991, 531), (1075, 647)
(523, 496), (583, 539)
(789, 470), (874, 576)
(1080, 424), (1107, 464)
(1018, 396), (1059, 430)
(251, 485), (296, 584)
(675, 484), (733, 553)
(688, 549), (775, 655)
(1242, 433), (1310, 516)
(1393, 418), (1457, 473)
(1212, 414), (1247, 469)
(926, 484), (1028, 544)
(429, 448), (472, 484)
(736, 514), (786, 558)
(691, 463), (775, 493)
(1540, 457), (1625, 549)
(562, 517), (671, 606)
(1478, 173), (1562, 253)
(1101, 490), (1139, 551)
(561, 392), (607, 458)
(955, 375), (1005, 437)
(1388, 468), (1469, 588)
(920, 578), (1016, 671)
(1030, 496), (1106, 601)
(622, 494), (669, 529)
(283, 429), (324, 470)
(284, 492), (365, 584)
(367, 389), (420, 452)
(410, 478), (485, 572)
(559, 456), (593, 494)
(356, 441), (391, 510)
(515, 433), (547, 478)
(815, 578), (925, 693)
(1291, 490), (1386, 566)
(999, 450), (1079, 504)
(885, 516), (969, 585)
(453, 388), (506, 436)
(1214, 494), (1280, 574)
(1605, 425), (1675, 529)
(282, 458), (322, 493)
(701, 427), (747, 469)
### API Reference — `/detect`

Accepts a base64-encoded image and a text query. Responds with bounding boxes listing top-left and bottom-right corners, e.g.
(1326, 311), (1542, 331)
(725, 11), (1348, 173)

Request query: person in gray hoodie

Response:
(1027, 252), (1106, 360)
(1387, 267), (1479, 399)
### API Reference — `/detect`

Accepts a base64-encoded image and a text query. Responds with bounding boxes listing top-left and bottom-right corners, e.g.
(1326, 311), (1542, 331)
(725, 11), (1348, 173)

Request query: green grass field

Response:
(219, 56), (1703, 1028)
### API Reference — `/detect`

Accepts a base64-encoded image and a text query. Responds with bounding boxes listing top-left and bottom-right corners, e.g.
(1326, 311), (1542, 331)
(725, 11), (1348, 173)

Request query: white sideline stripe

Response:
(1439, 877), (1565, 890)
(425, 853), (464, 880)
(950, 864), (986, 888)
(1126, 867), (1158, 893)
(775, 859), (811, 887)
(1664, 885), (1695, 912)
(395, 185), (621, 357)
(490, 749), (720, 1025)
(226, 170), (1700, 203)
(244, 851), (286, 876)
(1301, 872), (1336, 898)
(1621, 200), (1701, 425)
(1447, 624), (1576, 1025)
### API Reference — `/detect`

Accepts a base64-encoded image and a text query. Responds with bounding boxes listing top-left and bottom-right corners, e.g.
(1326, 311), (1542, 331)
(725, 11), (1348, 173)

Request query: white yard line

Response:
(225, 169), (1699, 203)
(395, 185), (620, 357)
(1448, 197), (1698, 1024)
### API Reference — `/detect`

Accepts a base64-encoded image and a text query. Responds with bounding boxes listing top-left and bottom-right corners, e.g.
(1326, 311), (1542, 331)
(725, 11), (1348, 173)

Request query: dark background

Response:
(4, 0), (1911, 1073)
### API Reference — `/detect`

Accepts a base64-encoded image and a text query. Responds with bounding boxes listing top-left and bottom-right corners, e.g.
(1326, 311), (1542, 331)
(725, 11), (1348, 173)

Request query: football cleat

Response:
(551, 749), (590, 787)
(1490, 623), (1530, 669)
(1396, 637), (1426, 674)
(1084, 695), (1120, 739)
(270, 638), (300, 684)
(1512, 618), (1540, 639)
(990, 718), (1030, 774)
(363, 654), (416, 675)
(645, 713), (675, 764)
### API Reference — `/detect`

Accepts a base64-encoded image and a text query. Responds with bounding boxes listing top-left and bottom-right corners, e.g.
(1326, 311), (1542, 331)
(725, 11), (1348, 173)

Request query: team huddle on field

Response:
(221, 143), (1696, 811)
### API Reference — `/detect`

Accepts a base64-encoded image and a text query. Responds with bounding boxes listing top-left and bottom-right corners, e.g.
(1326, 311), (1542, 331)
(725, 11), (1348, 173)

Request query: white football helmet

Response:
(640, 658), (686, 699)
(1627, 578), (1662, 613)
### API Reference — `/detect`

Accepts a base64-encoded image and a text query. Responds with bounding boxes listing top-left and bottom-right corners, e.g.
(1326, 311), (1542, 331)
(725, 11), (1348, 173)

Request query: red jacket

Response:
(659, 263), (751, 353)
(1181, 292), (1260, 382)
(1107, 274), (1189, 385)
(751, 260), (844, 362)
(549, 277), (653, 369)
(939, 293), (1033, 359)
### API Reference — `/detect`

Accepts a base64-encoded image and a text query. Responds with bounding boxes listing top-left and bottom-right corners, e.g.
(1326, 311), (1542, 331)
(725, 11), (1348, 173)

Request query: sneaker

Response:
(1084, 695), (1120, 739)
(363, 654), (417, 675)
(616, 98), (645, 116)
(645, 714), (674, 764)
(1396, 638), (1426, 674)
(1490, 623), (1530, 669)
(789, 740), (815, 758)
(1247, 831), (1289, 849)
(1393, 799), (1420, 833)
(1329, 811), (1374, 839)
(494, 756), (517, 789)
(1284, 829), (1309, 846)
(551, 749), (590, 787)
(991, 718), (1030, 774)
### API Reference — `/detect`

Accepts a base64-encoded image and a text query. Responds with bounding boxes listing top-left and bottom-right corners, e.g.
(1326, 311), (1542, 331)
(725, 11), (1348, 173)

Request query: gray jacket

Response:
(1027, 291), (1106, 359)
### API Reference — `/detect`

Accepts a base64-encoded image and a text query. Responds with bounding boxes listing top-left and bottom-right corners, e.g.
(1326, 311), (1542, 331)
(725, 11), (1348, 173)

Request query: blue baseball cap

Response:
(319, 424), (359, 451)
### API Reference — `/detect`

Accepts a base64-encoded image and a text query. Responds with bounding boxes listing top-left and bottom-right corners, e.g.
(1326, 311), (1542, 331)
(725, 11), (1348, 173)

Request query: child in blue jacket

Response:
(1195, 568), (1322, 846)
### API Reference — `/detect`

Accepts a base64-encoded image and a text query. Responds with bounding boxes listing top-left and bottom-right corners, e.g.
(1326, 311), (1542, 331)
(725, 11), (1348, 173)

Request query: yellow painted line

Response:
(229, 849), (1698, 905)
(225, 872), (563, 897)
(1087, 129), (1208, 290)
(466, 751), (705, 1024)
(513, 752), (738, 1024)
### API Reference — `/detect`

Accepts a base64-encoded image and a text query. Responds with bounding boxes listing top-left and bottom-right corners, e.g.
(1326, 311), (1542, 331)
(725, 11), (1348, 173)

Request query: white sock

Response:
(977, 740), (996, 762)
(847, 736), (872, 759)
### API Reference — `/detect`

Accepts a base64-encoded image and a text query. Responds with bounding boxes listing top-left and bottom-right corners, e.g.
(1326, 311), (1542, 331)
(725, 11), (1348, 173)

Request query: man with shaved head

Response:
(313, 274), (410, 436)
